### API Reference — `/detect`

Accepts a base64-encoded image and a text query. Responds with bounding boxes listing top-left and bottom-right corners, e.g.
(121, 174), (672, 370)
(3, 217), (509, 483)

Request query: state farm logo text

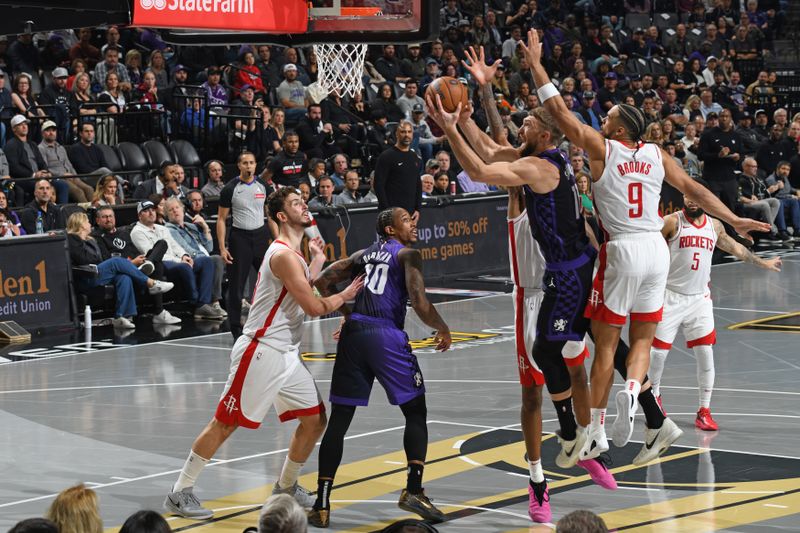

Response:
(139, 0), (254, 13)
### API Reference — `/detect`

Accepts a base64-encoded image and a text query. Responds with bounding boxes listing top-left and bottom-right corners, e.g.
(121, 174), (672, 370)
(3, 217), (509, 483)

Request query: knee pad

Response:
(531, 338), (572, 396)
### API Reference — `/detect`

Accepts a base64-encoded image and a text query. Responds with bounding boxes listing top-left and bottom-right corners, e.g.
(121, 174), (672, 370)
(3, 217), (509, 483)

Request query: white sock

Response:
(649, 348), (669, 397)
(625, 379), (642, 415)
(173, 450), (210, 492)
(278, 456), (304, 489)
(694, 344), (715, 409)
(590, 408), (606, 430)
(528, 458), (544, 483)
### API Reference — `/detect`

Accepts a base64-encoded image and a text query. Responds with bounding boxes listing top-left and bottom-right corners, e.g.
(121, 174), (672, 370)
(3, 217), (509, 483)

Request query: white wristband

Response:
(537, 82), (559, 103)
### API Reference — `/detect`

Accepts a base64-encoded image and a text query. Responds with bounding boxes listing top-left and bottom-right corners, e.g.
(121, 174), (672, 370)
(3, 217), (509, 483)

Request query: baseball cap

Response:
(412, 103), (424, 113)
(425, 158), (440, 169)
(739, 111), (752, 120)
(173, 64), (188, 72)
(10, 114), (29, 128)
(458, 19), (470, 26)
(605, 72), (617, 80)
(52, 67), (68, 78)
(283, 63), (297, 72)
(755, 109), (767, 116)
(408, 43), (421, 49)
(208, 67), (221, 76)
(42, 120), (57, 130)
(426, 58), (438, 66)
(707, 55), (718, 62)
(137, 200), (155, 214)
(583, 90), (596, 99)
(629, 73), (642, 81)
(240, 83), (253, 91)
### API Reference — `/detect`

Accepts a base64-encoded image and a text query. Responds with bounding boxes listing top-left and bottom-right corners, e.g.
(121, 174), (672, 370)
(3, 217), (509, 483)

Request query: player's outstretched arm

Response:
(712, 218), (782, 271)
(274, 251), (364, 317)
(520, 30), (606, 161)
(661, 212), (680, 241)
(427, 95), (555, 188)
(399, 248), (451, 351)
(661, 150), (771, 237)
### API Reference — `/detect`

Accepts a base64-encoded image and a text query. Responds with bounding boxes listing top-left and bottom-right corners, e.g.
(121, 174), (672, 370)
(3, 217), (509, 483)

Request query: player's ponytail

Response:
(617, 104), (646, 162)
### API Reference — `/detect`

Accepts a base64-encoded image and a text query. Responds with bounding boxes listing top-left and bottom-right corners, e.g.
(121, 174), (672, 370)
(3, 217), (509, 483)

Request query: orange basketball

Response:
(426, 76), (469, 113)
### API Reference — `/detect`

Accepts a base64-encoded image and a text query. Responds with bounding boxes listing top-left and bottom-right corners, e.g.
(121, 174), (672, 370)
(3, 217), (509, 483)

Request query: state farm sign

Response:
(133, 0), (308, 33)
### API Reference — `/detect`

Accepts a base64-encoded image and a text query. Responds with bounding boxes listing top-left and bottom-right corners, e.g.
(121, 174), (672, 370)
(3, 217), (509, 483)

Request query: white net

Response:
(313, 43), (368, 99)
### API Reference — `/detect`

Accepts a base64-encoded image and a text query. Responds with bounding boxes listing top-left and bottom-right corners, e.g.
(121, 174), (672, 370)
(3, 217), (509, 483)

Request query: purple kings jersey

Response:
(352, 239), (408, 329)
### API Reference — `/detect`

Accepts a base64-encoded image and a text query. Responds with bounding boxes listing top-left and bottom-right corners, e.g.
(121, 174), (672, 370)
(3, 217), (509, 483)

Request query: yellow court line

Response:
(727, 311), (800, 330)
(354, 448), (708, 532)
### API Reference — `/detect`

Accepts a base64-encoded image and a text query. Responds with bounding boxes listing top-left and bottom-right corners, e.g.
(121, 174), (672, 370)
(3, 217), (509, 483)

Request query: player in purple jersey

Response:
(308, 208), (452, 528)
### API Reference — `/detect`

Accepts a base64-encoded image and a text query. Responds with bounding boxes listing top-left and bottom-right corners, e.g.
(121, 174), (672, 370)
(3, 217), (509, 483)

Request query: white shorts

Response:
(215, 335), (324, 429)
(585, 233), (669, 325)
(514, 286), (587, 388)
(653, 289), (716, 350)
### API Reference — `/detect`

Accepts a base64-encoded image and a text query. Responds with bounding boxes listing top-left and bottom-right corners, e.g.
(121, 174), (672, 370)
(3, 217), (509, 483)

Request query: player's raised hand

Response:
(425, 93), (461, 132)
(733, 217), (772, 239)
(461, 46), (501, 86)
(519, 29), (543, 69)
(764, 257), (782, 272)
(435, 328), (452, 352)
(456, 100), (474, 126)
(340, 274), (365, 301)
(309, 237), (325, 260)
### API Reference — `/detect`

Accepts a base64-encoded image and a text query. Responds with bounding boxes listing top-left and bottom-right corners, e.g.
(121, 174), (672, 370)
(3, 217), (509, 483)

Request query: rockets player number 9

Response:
(628, 182), (643, 218)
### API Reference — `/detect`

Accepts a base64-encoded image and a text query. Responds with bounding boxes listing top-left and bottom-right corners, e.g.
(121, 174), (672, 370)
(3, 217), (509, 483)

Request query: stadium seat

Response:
(625, 13), (651, 32)
(170, 140), (204, 188)
(97, 143), (123, 172)
(141, 140), (174, 170)
(116, 142), (150, 188)
(654, 13), (679, 30)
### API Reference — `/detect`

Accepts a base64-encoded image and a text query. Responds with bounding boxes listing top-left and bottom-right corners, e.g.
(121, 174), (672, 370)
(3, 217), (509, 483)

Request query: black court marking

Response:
(729, 311), (800, 333)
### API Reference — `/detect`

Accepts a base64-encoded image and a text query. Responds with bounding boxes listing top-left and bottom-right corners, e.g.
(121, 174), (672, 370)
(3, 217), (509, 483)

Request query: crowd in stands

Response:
(1, 0), (799, 329)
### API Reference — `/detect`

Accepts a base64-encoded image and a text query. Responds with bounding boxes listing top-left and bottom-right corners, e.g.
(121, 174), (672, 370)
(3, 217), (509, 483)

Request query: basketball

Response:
(426, 76), (469, 113)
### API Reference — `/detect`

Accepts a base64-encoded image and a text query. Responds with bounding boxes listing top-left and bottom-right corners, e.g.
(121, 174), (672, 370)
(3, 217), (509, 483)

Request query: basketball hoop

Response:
(312, 42), (368, 99)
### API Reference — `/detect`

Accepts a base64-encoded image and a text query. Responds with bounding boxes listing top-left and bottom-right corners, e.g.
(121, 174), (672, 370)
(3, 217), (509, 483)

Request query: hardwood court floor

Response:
(1, 251), (799, 532)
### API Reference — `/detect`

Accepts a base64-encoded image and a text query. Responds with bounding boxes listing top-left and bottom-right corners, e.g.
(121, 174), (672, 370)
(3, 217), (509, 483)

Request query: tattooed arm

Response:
(313, 250), (365, 317)
(712, 218), (782, 271)
(480, 83), (509, 146)
(399, 247), (451, 351)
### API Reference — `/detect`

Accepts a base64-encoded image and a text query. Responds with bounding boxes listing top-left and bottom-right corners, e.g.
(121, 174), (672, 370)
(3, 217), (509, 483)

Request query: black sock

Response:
(553, 397), (577, 441)
(639, 388), (665, 429)
(407, 463), (424, 494)
(314, 479), (333, 510)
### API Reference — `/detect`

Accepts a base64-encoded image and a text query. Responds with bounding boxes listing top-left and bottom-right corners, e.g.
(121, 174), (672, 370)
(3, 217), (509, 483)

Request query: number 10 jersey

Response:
(352, 238), (409, 329)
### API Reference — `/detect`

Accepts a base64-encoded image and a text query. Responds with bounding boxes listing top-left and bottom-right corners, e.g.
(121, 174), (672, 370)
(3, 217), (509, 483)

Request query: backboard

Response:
(155, 0), (438, 46)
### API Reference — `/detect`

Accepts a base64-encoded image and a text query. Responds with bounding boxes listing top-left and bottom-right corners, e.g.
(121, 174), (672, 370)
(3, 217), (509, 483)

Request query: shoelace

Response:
(531, 482), (549, 504)
(181, 491), (202, 507)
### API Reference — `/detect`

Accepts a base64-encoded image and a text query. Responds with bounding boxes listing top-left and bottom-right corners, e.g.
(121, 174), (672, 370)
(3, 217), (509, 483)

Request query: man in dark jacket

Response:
(374, 121), (422, 220)
(698, 109), (743, 213)
(37, 67), (71, 142)
(68, 122), (113, 175)
(19, 178), (64, 234)
(295, 104), (340, 160)
(5, 115), (69, 203)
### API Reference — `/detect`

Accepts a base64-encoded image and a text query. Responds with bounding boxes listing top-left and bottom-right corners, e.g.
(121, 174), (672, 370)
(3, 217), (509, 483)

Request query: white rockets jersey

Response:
(243, 240), (310, 352)
(666, 211), (717, 295)
(594, 140), (665, 237)
(508, 210), (546, 289)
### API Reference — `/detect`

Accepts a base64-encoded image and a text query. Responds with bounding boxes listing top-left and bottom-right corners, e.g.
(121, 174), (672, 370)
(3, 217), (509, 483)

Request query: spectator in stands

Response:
(699, 89), (723, 119)
(165, 196), (227, 317)
(266, 131), (307, 187)
(201, 160), (224, 198)
(38, 119), (94, 203)
(556, 509), (608, 533)
(436, 150), (458, 182)
(682, 95), (702, 123)
(133, 162), (183, 200)
(147, 49), (170, 90)
(0, 207), (19, 238)
(374, 121), (422, 218)
(420, 173), (435, 198)
(304, 157), (326, 190)
(335, 170), (376, 206)
(754, 108), (770, 138)
(699, 108), (742, 215)
(119, 510), (172, 533)
(258, 494), (307, 533)
(737, 112), (762, 157)
(757, 124), (792, 176)
(131, 200), (223, 320)
(766, 160), (800, 236)
(233, 50), (266, 98)
(94, 46), (132, 93)
(69, 28), (101, 68)
(185, 189), (206, 219)
(296, 103), (338, 159)
(45, 484), (103, 533)
(277, 64), (308, 123)
(410, 104), (441, 161)
(68, 72), (97, 128)
(256, 45), (281, 91)
(68, 212), (174, 329)
(402, 43), (426, 80)
(396, 79), (425, 120)
(91, 174), (122, 207)
(308, 176), (336, 210)
(746, 71), (776, 108)
(598, 72), (625, 112)
(125, 49), (143, 87)
(68, 122), (114, 178)
(11, 73), (45, 136)
(375, 44), (410, 84)
(8, 34), (40, 93)
(502, 25), (523, 59)
(5, 115), (71, 203)
(92, 205), (181, 325)
(371, 83), (406, 124)
(134, 70), (162, 110)
(329, 153), (349, 188)
(38, 67), (71, 140)
(149, 194), (167, 225)
(773, 108), (789, 130)
(202, 68), (228, 111)
(739, 157), (786, 241)
(432, 171), (450, 195)
(0, 190), (23, 233)
(7, 518), (59, 533)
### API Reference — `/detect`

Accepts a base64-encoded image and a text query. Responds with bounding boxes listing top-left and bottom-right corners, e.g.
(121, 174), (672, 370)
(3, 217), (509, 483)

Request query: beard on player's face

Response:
(684, 203), (704, 218)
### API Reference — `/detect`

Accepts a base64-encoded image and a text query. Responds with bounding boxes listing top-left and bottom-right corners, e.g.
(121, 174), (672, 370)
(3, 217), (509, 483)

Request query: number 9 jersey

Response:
(592, 140), (665, 237)
(352, 238), (409, 329)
